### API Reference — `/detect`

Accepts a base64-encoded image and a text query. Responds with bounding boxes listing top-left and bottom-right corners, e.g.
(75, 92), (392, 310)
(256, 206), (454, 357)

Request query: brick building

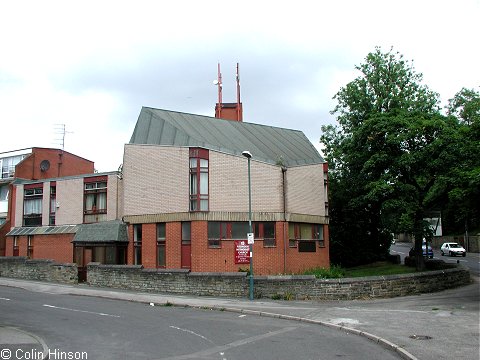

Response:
(122, 107), (329, 274)
(0, 148), (94, 256)
(4, 106), (329, 276)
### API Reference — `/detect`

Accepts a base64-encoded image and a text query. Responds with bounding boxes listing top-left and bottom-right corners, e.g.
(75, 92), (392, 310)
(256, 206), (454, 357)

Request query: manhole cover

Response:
(410, 335), (432, 340)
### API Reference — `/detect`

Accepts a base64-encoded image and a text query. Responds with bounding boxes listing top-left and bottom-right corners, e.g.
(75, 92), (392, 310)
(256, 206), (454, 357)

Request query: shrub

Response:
(303, 265), (345, 279)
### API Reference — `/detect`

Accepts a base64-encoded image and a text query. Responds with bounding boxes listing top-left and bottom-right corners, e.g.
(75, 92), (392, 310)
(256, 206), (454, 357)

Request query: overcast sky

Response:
(1, 0), (479, 172)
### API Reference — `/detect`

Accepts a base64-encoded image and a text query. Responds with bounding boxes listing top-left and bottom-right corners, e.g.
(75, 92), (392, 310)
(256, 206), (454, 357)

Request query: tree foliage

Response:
(321, 47), (475, 270)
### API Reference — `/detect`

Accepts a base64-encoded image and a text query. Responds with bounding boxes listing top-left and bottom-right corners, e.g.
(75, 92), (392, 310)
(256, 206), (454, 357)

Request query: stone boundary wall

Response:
(0, 257), (471, 300)
(0, 256), (78, 284)
(86, 263), (471, 300)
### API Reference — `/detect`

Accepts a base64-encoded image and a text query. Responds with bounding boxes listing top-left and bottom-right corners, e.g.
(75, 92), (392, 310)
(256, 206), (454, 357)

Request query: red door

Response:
(181, 242), (191, 269)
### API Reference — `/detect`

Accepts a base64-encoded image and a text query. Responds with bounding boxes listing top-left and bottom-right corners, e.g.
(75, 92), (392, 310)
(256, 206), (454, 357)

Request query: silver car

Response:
(440, 242), (466, 257)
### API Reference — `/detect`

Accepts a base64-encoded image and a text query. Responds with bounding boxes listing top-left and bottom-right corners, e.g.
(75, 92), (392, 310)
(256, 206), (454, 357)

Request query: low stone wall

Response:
(0, 257), (471, 300)
(87, 263), (246, 297)
(255, 268), (471, 300)
(86, 262), (471, 300)
(0, 256), (77, 284)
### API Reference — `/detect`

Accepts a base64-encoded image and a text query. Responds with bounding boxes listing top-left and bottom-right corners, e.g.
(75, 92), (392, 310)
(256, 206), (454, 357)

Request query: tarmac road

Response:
(0, 275), (478, 360)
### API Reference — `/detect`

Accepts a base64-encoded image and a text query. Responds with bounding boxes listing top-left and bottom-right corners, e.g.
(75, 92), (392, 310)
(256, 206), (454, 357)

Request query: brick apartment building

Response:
(0, 148), (94, 256)
(3, 106), (329, 276)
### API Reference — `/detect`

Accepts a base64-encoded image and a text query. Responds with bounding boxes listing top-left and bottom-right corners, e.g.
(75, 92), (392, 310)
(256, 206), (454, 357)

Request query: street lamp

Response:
(242, 150), (254, 300)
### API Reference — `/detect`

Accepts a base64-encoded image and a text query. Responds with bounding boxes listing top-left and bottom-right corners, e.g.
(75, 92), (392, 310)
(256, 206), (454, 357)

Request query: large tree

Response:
(442, 88), (480, 240)
(321, 47), (459, 270)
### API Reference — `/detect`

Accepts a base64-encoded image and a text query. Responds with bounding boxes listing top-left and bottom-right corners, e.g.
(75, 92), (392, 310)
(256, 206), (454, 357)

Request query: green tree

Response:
(442, 88), (480, 241)
(321, 47), (452, 270)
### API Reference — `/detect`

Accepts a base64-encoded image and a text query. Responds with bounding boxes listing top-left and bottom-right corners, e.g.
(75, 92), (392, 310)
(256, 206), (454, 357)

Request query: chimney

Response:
(214, 63), (243, 121)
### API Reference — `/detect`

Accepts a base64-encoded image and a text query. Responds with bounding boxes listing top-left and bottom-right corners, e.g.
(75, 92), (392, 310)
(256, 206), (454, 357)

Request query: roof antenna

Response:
(213, 63), (223, 118)
(236, 63), (241, 121)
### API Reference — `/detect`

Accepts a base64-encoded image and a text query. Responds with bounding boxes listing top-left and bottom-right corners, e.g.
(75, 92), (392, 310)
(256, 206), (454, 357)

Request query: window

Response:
(134, 224), (142, 265)
(189, 148), (209, 212)
(207, 222), (276, 248)
(182, 222), (191, 244)
(13, 236), (19, 256)
(0, 184), (9, 201)
(84, 177), (107, 223)
(289, 223), (324, 251)
(49, 185), (56, 225)
(208, 222), (227, 248)
(157, 223), (166, 267)
(23, 185), (43, 226)
(27, 236), (33, 258)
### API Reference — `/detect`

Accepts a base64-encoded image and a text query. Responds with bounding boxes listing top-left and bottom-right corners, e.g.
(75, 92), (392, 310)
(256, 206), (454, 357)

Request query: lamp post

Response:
(242, 150), (254, 300)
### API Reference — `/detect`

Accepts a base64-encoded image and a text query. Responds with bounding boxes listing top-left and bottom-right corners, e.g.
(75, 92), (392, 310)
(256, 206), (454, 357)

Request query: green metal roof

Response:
(72, 220), (128, 244)
(129, 107), (324, 167)
(7, 225), (79, 236)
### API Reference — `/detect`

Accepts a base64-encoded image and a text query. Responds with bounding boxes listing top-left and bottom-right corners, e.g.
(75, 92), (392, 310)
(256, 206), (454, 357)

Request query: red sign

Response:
(235, 240), (250, 264)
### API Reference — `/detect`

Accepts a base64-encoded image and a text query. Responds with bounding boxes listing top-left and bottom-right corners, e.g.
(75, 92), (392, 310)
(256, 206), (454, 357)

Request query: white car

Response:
(440, 242), (466, 257)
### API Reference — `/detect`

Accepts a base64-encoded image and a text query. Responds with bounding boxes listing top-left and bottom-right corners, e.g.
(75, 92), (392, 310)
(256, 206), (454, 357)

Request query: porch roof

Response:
(72, 220), (128, 244)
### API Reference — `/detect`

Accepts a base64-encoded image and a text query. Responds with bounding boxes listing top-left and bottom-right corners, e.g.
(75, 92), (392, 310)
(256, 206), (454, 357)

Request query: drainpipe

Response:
(282, 166), (287, 273)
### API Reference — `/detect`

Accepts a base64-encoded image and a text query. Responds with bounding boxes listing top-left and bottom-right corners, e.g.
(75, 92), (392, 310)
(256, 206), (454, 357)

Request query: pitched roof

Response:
(72, 220), (128, 244)
(129, 107), (324, 167)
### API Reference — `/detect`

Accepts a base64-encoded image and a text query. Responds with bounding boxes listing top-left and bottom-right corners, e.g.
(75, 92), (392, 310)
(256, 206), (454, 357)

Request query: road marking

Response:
(161, 326), (297, 360)
(334, 307), (428, 314)
(43, 304), (120, 317)
(170, 326), (215, 344)
(238, 314), (247, 318)
(0, 297), (11, 301)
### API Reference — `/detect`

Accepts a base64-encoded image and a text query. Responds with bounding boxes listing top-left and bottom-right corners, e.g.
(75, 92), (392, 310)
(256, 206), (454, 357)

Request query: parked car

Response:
(409, 242), (434, 259)
(440, 242), (466, 257)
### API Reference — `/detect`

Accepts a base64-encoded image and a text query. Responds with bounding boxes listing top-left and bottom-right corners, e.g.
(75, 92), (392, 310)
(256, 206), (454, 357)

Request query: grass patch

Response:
(344, 262), (417, 278)
(303, 262), (418, 279)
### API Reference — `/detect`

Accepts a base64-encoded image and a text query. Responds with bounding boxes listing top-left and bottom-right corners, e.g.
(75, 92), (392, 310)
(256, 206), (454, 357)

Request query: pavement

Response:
(0, 276), (479, 360)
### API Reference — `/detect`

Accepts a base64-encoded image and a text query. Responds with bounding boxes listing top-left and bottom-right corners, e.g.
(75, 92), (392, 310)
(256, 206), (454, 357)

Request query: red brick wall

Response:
(141, 223), (157, 269)
(15, 148), (94, 180)
(4, 234), (74, 263)
(127, 220), (329, 275)
(166, 222), (182, 268)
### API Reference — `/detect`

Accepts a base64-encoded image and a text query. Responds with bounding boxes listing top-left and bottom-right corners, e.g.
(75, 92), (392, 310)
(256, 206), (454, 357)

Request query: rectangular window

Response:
(27, 235), (33, 258)
(49, 185), (56, 226)
(157, 223), (166, 267)
(189, 148), (209, 212)
(181, 222), (191, 244)
(262, 222), (276, 247)
(231, 222), (250, 239)
(84, 177), (107, 223)
(23, 185), (43, 227)
(253, 222), (276, 247)
(289, 223), (324, 251)
(134, 224), (142, 265)
(207, 221), (227, 248)
(13, 236), (19, 256)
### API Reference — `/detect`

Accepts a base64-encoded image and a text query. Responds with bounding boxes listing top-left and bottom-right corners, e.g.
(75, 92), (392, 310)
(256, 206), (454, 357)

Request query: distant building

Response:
(0, 148), (94, 256)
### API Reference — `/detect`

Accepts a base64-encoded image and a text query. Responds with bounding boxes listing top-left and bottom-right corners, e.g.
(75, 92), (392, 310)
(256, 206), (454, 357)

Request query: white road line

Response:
(170, 326), (215, 344)
(43, 304), (120, 317)
(334, 307), (428, 314)
(0, 297), (11, 301)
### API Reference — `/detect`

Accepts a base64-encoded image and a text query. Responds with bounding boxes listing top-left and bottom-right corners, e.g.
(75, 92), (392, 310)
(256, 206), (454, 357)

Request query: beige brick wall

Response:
(123, 145), (189, 215)
(56, 178), (84, 225)
(14, 185), (23, 227)
(106, 174), (120, 220)
(210, 152), (283, 212)
(123, 145), (325, 218)
(286, 164), (325, 216)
